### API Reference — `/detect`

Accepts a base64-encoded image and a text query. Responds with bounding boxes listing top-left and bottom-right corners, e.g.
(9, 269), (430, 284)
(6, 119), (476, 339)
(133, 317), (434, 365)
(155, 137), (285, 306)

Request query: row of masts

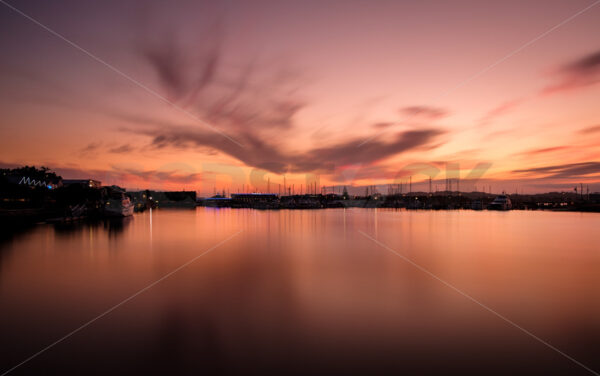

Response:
(209, 178), (592, 198)
(574, 183), (591, 200)
(214, 181), (322, 196)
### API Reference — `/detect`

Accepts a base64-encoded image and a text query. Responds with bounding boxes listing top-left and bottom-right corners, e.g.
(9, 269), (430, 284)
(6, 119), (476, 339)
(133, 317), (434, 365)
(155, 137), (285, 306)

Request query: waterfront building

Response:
(63, 179), (101, 189)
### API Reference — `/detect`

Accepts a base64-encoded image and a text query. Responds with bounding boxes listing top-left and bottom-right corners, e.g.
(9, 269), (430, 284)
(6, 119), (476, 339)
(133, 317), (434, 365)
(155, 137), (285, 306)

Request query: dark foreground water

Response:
(1, 209), (599, 375)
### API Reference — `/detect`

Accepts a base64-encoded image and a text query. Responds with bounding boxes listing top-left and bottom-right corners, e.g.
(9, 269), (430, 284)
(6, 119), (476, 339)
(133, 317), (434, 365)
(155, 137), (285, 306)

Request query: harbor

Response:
(2, 1), (600, 374)
(200, 190), (600, 211)
(3, 166), (599, 228)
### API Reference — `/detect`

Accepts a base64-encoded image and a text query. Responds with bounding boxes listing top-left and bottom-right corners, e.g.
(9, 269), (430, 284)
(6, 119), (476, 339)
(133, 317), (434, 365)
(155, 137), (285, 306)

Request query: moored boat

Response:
(103, 186), (134, 217)
(488, 194), (512, 210)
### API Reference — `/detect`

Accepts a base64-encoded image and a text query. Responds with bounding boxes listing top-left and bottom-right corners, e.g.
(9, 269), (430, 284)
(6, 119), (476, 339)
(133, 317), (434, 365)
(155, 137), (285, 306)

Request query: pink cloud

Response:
(542, 50), (600, 95)
(478, 99), (522, 126)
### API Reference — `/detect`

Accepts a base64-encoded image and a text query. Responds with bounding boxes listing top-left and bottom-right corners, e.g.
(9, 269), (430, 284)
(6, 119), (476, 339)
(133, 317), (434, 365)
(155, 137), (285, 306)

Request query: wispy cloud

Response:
(578, 124), (600, 135)
(542, 49), (600, 94)
(400, 106), (448, 120)
(294, 129), (445, 172)
(78, 142), (103, 158)
(513, 161), (600, 179)
(108, 144), (135, 154)
(137, 28), (307, 135)
(139, 28), (221, 104)
(122, 29), (449, 174)
(110, 165), (202, 184)
(13, 163), (204, 187)
(372, 122), (394, 129)
(119, 114), (444, 174)
(478, 99), (522, 126)
(514, 146), (570, 157)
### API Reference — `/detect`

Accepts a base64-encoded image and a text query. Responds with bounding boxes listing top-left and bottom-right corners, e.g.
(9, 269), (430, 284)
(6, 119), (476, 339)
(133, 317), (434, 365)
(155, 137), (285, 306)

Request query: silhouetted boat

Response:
(103, 186), (134, 217)
(488, 194), (512, 210)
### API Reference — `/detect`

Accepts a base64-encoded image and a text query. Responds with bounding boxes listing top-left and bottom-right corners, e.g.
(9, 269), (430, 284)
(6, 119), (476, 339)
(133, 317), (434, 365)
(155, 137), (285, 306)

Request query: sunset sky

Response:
(1, 0), (599, 194)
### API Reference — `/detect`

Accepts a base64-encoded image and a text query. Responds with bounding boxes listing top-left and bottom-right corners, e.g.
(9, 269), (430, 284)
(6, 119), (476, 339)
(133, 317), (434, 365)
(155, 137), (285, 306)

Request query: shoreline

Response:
(3, 206), (599, 232)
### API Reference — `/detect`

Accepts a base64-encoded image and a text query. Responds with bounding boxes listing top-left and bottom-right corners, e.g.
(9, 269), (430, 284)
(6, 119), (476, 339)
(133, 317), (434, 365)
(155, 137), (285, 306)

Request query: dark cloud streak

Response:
(109, 144), (135, 154)
(514, 146), (570, 157)
(513, 161), (600, 179)
(543, 49), (600, 94)
(578, 124), (600, 135)
(121, 119), (444, 174)
(138, 28), (306, 134)
(401, 106), (448, 120)
(127, 27), (445, 174)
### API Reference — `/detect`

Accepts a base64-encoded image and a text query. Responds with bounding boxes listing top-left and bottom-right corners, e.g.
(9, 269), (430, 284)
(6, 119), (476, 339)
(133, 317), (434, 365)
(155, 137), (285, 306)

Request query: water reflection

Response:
(0, 209), (599, 375)
(52, 217), (133, 239)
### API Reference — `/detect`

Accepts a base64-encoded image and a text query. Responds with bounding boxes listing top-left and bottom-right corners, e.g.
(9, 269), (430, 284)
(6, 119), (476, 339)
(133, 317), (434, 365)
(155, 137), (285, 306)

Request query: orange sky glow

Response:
(1, 0), (600, 195)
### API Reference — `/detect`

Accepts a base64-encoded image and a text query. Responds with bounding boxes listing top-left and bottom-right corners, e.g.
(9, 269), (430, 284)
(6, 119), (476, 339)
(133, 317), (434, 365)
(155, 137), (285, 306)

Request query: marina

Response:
(2, 1), (600, 373)
(2, 166), (599, 228)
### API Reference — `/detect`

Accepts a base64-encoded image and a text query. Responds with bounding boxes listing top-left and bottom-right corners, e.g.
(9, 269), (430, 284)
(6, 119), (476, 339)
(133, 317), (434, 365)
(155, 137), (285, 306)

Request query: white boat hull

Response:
(104, 199), (134, 217)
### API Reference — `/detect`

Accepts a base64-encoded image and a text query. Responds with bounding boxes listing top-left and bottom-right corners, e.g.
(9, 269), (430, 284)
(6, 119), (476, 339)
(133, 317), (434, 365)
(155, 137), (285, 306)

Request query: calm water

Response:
(1, 209), (599, 375)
